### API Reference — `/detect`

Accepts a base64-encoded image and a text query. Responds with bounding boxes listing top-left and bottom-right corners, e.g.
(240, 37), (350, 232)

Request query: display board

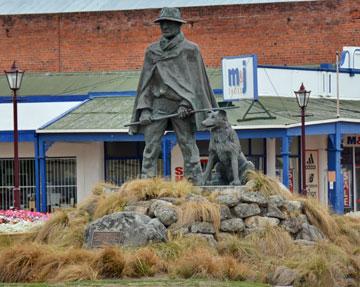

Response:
(222, 54), (258, 101)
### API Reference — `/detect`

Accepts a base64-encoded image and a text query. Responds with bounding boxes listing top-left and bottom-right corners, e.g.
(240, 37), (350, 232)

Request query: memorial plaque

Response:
(91, 231), (123, 248)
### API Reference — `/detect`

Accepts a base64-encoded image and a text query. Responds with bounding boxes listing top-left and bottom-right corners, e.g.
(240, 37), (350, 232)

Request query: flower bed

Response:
(0, 210), (49, 233)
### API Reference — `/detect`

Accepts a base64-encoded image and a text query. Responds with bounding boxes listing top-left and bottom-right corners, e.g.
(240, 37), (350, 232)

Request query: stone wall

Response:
(84, 185), (325, 247)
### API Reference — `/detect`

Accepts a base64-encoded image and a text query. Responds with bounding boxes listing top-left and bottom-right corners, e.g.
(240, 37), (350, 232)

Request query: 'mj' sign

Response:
(222, 54), (258, 101)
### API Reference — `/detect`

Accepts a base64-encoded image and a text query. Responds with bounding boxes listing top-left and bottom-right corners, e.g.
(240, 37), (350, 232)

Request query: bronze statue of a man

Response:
(129, 7), (218, 184)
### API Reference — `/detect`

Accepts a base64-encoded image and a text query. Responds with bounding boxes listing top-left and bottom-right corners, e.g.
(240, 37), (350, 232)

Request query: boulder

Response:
(285, 200), (303, 214)
(84, 212), (167, 248)
(266, 204), (286, 220)
(269, 195), (286, 207)
(190, 222), (216, 234)
(216, 189), (241, 207)
(220, 218), (245, 233)
(233, 203), (261, 218)
(244, 216), (280, 229)
(220, 205), (232, 220)
(271, 266), (298, 286)
(148, 200), (172, 217)
(124, 200), (153, 215)
(150, 200), (178, 227)
(240, 191), (268, 206)
(281, 217), (303, 234)
(296, 223), (325, 241)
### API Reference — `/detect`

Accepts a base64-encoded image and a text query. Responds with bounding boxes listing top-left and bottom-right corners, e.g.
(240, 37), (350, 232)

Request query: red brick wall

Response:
(0, 0), (359, 72)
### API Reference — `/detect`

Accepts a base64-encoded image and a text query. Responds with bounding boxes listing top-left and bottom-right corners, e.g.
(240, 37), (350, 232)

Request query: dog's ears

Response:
(218, 109), (227, 119)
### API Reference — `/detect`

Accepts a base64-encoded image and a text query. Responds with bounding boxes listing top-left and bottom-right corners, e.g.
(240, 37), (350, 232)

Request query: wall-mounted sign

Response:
(343, 135), (360, 147)
(343, 169), (351, 208)
(305, 150), (319, 199)
(222, 54), (258, 101)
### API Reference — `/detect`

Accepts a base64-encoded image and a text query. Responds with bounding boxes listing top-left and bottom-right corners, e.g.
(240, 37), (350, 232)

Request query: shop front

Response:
(341, 135), (360, 212)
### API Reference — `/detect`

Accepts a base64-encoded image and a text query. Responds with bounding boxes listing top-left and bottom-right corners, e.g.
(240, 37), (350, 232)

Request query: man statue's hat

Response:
(154, 7), (186, 24)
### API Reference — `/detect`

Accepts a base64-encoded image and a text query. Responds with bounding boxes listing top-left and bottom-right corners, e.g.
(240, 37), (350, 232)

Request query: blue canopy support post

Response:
(39, 139), (47, 212)
(328, 123), (344, 214)
(281, 136), (291, 188)
(162, 137), (171, 177)
(34, 135), (40, 212)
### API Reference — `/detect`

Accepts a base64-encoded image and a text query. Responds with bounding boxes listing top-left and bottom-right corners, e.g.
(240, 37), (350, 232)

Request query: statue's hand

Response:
(139, 109), (152, 125)
(178, 106), (192, 119)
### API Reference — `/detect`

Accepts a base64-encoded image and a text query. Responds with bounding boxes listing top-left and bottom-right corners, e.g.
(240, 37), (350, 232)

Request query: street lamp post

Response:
(294, 83), (311, 196)
(4, 62), (24, 209)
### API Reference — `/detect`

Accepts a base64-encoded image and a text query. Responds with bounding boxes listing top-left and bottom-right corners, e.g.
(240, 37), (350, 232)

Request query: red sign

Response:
(174, 166), (184, 181)
(343, 170), (351, 208)
(288, 169), (294, 193)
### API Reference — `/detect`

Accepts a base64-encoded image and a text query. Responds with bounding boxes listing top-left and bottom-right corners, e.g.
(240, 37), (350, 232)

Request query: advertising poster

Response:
(305, 150), (319, 199)
(222, 55), (258, 101)
(343, 169), (351, 208)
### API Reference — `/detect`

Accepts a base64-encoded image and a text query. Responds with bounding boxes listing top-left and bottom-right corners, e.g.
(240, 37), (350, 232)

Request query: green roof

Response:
(0, 69), (222, 97)
(39, 96), (360, 131)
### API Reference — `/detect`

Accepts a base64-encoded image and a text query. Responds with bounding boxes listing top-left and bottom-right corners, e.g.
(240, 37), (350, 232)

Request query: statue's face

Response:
(159, 20), (181, 39)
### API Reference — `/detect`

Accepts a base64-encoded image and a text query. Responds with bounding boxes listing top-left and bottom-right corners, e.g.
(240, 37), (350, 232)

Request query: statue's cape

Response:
(130, 33), (218, 134)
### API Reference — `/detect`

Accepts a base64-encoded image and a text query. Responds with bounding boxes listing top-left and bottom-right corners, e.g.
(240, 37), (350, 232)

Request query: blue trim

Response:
(340, 51), (350, 67)
(287, 123), (336, 136)
(353, 49), (360, 69)
(39, 99), (91, 130)
(38, 133), (144, 142)
(253, 55), (259, 101)
(258, 64), (360, 75)
(0, 130), (36, 142)
(327, 126), (344, 214)
(213, 89), (223, 95)
(0, 95), (89, 104)
(39, 140), (47, 212)
(34, 136), (40, 211)
(281, 136), (290, 188)
(88, 91), (136, 97)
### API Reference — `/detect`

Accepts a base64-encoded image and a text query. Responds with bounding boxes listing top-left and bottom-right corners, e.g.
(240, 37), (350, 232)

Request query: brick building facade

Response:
(0, 0), (359, 73)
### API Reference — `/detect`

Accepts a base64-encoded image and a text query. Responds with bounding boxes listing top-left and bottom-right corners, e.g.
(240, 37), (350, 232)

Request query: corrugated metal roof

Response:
(0, 0), (316, 16)
(39, 96), (360, 131)
(0, 102), (81, 131)
(0, 70), (221, 97)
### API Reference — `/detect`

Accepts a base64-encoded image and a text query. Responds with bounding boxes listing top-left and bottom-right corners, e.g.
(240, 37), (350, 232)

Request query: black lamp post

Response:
(4, 61), (24, 209)
(294, 83), (311, 196)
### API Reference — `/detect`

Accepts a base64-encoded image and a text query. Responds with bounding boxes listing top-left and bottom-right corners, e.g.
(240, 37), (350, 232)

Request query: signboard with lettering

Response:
(343, 135), (360, 147)
(343, 169), (351, 208)
(222, 55), (258, 101)
(305, 150), (319, 198)
(91, 231), (123, 248)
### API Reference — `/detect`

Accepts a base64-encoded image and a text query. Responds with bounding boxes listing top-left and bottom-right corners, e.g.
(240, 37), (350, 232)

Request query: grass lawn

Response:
(0, 279), (269, 287)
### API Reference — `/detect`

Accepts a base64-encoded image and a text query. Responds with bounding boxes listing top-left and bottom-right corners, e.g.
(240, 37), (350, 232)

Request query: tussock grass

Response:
(217, 235), (260, 262)
(302, 198), (339, 240)
(171, 246), (253, 281)
(292, 241), (360, 287)
(123, 247), (163, 277)
(51, 264), (98, 282)
(246, 226), (295, 258)
(246, 170), (292, 198)
(93, 192), (127, 220)
(1, 177), (360, 286)
(119, 178), (196, 202)
(178, 197), (221, 231)
(93, 247), (125, 278)
(32, 209), (89, 248)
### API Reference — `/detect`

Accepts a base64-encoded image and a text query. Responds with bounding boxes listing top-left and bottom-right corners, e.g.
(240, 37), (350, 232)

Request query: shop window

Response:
(275, 137), (300, 194)
(105, 142), (145, 158)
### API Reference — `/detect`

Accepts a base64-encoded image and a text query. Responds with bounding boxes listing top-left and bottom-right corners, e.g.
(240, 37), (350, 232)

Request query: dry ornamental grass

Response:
(0, 175), (359, 287)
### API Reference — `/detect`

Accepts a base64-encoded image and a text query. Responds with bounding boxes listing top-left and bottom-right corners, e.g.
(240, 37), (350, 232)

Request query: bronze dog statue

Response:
(202, 110), (254, 185)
